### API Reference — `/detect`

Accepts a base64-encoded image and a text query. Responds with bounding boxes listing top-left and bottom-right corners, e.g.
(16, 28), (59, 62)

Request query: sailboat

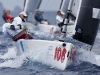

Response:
(16, 0), (100, 70)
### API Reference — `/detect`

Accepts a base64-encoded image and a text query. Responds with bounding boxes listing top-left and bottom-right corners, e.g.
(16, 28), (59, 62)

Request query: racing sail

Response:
(73, 0), (100, 45)
(60, 0), (70, 17)
(60, 0), (81, 21)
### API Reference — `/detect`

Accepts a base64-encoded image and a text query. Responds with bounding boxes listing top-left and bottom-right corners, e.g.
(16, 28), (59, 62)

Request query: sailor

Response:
(34, 9), (44, 23)
(2, 15), (33, 42)
(73, 27), (83, 41)
(34, 9), (49, 25)
(58, 10), (71, 42)
(13, 11), (27, 27)
(39, 10), (44, 21)
(2, 15), (19, 37)
(12, 12), (33, 41)
(2, 10), (10, 22)
(56, 10), (65, 27)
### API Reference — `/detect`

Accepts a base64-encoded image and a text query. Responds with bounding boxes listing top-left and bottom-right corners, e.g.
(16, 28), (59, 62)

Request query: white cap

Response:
(35, 9), (40, 12)
(35, 9), (44, 13)
(19, 11), (27, 17)
(40, 10), (44, 13)
(60, 10), (65, 15)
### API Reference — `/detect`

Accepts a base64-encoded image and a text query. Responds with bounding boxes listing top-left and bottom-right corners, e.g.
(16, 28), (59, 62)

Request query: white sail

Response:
(60, 0), (70, 15)
(65, 0), (82, 34)
(71, 0), (81, 17)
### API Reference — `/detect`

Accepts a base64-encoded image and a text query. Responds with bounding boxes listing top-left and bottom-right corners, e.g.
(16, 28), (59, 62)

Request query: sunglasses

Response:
(10, 18), (14, 20)
(23, 15), (27, 18)
(7, 18), (13, 20)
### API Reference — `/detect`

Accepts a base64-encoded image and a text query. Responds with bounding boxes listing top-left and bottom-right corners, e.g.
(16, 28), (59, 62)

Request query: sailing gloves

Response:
(18, 24), (27, 30)
(58, 22), (64, 27)
(10, 24), (27, 31)
(21, 26), (27, 30)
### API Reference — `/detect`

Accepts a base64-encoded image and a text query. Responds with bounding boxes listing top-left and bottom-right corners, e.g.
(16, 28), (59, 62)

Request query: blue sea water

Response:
(0, 11), (100, 75)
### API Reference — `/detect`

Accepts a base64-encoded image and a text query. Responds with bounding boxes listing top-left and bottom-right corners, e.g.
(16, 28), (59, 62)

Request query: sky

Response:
(0, 0), (24, 11)
(0, 0), (61, 11)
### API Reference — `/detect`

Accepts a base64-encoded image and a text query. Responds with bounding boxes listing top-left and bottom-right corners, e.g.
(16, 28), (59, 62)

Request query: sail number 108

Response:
(54, 47), (67, 63)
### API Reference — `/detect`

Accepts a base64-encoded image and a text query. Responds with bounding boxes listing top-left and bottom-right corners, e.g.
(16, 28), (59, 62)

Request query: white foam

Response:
(76, 48), (100, 66)
(0, 44), (100, 69)
(0, 47), (16, 59)
(96, 32), (100, 38)
(0, 54), (27, 68)
(0, 47), (28, 68)
(0, 45), (45, 68)
(0, 31), (100, 69)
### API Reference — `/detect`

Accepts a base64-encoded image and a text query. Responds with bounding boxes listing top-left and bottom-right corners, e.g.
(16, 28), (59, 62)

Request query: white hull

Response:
(16, 39), (77, 70)
(38, 23), (75, 36)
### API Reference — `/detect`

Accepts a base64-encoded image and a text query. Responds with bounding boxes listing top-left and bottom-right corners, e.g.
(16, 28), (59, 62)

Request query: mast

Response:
(73, 0), (100, 45)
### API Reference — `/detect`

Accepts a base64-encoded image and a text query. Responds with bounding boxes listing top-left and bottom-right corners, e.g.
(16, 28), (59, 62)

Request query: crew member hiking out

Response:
(13, 11), (28, 27)
(2, 15), (33, 42)
(12, 11), (33, 41)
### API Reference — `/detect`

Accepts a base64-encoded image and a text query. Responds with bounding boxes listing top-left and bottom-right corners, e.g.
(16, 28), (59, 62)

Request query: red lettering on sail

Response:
(54, 47), (67, 63)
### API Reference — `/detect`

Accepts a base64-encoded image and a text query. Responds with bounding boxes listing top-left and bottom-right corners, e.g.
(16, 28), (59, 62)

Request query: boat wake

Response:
(0, 45), (57, 69)
(0, 29), (100, 70)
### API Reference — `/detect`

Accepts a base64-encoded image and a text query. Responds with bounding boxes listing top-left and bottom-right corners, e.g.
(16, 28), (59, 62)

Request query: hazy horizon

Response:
(0, 0), (24, 11)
